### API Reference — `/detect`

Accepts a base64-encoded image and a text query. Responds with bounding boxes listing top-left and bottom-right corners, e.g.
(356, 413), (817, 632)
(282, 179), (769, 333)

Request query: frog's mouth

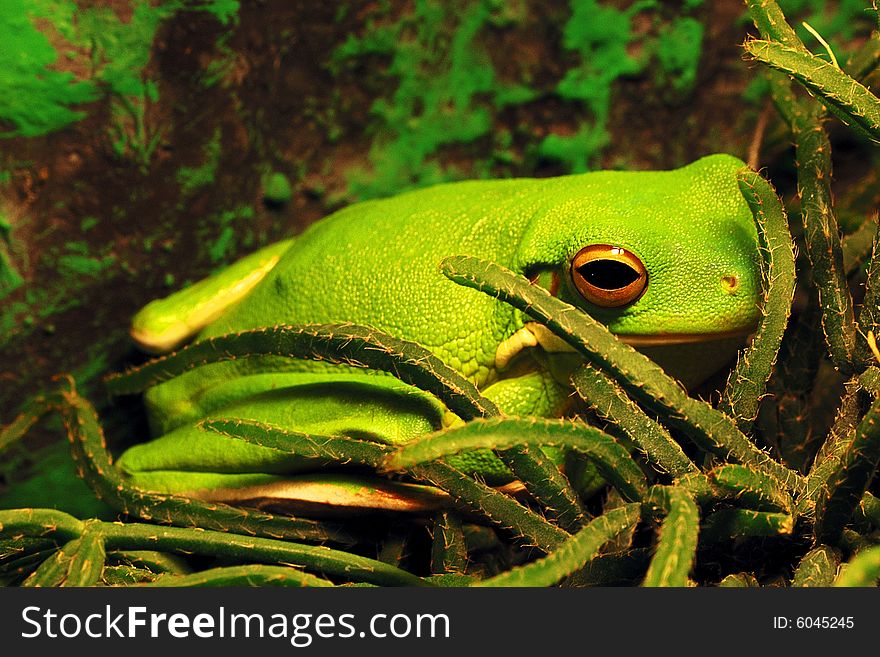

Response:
(616, 328), (755, 347)
(494, 322), (753, 369)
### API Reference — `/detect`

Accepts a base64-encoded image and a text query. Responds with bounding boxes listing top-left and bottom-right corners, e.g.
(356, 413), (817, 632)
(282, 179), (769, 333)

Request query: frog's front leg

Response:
(480, 360), (605, 496)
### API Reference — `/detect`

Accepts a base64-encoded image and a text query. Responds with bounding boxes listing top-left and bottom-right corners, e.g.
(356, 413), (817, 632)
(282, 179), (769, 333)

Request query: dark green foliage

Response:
(473, 504), (641, 587)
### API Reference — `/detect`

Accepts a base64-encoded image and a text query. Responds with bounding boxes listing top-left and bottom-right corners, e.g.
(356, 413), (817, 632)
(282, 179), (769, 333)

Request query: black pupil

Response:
(578, 260), (640, 290)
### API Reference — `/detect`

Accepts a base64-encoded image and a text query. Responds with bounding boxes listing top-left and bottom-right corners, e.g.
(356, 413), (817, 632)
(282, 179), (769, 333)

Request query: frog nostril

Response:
(721, 274), (740, 294)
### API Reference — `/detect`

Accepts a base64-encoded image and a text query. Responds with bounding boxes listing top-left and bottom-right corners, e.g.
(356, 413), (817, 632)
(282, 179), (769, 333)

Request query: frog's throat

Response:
(494, 322), (752, 369)
(185, 476), (526, 516)
(616, 329), (754, 346)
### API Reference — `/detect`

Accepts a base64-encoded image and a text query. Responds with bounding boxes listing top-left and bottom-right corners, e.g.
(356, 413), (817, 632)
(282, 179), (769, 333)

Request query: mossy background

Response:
(0, 0), (877, 496)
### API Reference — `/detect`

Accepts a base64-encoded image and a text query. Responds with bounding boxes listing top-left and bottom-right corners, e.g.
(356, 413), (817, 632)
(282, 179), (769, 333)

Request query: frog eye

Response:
(571, 245), (648, 308)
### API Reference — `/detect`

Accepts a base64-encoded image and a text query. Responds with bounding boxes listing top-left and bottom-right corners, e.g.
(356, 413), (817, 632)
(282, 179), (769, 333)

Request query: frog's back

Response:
(202, 177), (548, 379)
(143, 155), (759, 435)
(200, 154), (756, 379)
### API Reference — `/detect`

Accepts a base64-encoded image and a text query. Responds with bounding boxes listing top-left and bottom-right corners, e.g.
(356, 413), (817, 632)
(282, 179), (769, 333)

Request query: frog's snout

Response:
(720, 274), (740, 295)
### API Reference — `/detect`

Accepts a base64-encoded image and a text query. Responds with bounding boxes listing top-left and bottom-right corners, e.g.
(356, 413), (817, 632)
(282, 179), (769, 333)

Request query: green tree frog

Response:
(117, 154), (761, 511)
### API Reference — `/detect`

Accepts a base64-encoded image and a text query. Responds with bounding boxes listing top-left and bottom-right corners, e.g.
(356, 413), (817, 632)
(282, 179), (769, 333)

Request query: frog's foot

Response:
(494, 322), (577, 370)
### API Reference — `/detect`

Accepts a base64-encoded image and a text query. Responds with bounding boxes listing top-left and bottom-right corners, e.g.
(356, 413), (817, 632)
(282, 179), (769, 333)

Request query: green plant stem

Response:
(699, 509), (793, 544)
(570, 364), (697, 478)
(383, 417), (647, 503)
(91, 520), (426, 586)
(858, 231), (880, 364)
(745, 39), (880, 142)
(563, 549), (651, 586)
(0, 389), (66, 457)
(0, 537), (58, 563)
(494, 444), (588, 533)
(745, 0), (805, 49)
(0, 508), (84, 543)
(719, 170), (796, 429)
(23, 531), (105, 587)
(202, 418), (393, 468)
(431, 512), (468, 575)
(107, 550), (191, 575)
(410, 461), (569, 553)
(105, 323), (499, 421)
(108, 324), (578, 527)
(765, 290), (823, 472)
(813, 395), (880, 544)
(813, 377), (864, 469)
(146, 564), (335, 587)
(59, 379), (358, 546)
(768, 70), (861, 376)
(858, 492), (880, 529)
(642, 486), (699, 587)
(841, 217), (877, 276)
(709, 464), (793, 513)
(473, 503), (641, 587)
(718, 573), (760, 587)
(792, 546), (841, 586)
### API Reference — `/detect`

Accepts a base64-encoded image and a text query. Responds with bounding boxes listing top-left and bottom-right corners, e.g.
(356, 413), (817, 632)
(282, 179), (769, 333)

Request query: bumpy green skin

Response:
(119, 154), (761, 494)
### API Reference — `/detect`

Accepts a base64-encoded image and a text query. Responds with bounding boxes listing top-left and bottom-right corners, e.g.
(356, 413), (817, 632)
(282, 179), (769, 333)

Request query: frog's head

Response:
(516, 154), (762, 384)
